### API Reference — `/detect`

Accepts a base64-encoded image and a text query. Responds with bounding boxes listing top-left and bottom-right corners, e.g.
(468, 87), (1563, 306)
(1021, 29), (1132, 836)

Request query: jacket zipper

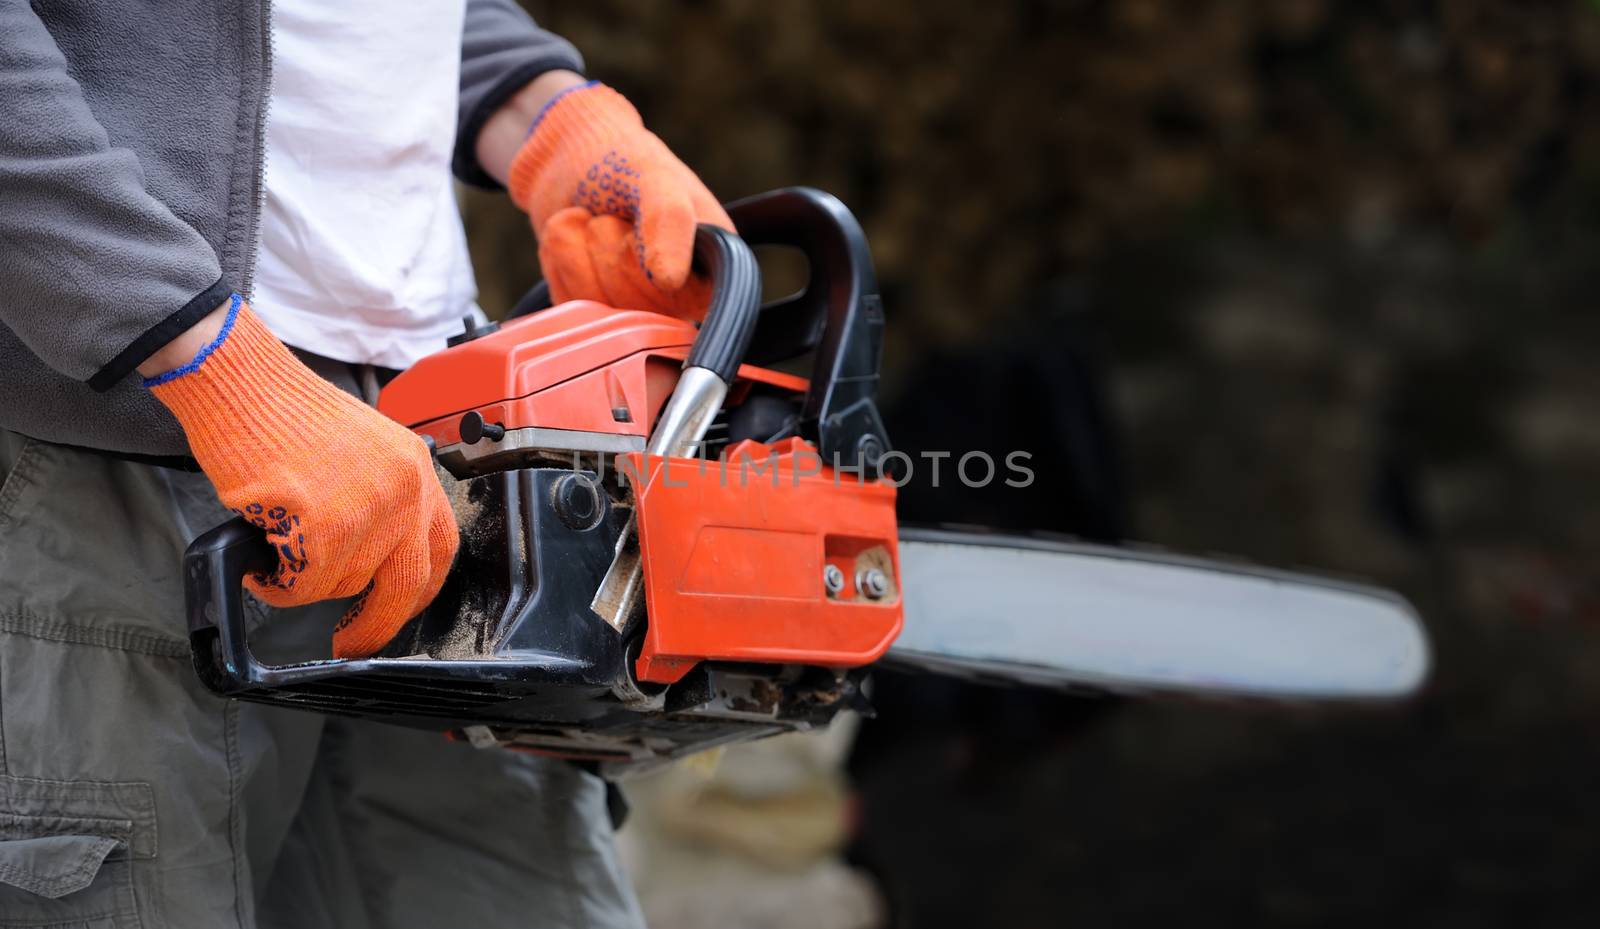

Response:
(241, 0), (275, 299)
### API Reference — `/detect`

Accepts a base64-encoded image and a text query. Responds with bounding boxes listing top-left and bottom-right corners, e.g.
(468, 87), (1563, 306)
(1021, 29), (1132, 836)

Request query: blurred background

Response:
(469, 2), (1600, 926)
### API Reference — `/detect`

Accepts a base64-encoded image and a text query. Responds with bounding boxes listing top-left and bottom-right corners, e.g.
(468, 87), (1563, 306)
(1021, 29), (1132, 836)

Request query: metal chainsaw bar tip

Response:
(885, 529), (1430, 700)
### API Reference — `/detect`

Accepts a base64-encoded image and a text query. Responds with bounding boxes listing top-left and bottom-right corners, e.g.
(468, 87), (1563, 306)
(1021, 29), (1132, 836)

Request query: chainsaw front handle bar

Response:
(507, 188), (889, 472)
(724, 188), (891, 471)
(684, 223), (762, 385)
(641, 224), (761, 460)
(595, 227), (763, 632)
(509, 223), (762, 416)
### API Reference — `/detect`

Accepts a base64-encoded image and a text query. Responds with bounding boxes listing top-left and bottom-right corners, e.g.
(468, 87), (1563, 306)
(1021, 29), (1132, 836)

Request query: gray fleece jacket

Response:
(0, 0), (582, 460)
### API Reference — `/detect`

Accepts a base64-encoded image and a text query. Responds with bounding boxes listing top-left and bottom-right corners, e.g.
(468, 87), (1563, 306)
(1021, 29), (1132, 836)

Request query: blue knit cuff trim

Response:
(526, 79), (601, 138)
(141, 293), (243, 388)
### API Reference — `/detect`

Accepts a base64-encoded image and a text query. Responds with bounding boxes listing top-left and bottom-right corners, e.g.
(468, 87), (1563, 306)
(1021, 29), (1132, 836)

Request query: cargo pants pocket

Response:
(0, 776), (156, 928)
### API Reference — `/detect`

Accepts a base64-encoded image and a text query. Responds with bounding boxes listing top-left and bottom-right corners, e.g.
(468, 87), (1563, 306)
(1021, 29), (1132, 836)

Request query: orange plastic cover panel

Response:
(623, 438), (902, 684)
(378, 300), (814, 443)
(402, 348), (816, 448)
(410, 350), (683, 446)
(378, 300), (698, 428)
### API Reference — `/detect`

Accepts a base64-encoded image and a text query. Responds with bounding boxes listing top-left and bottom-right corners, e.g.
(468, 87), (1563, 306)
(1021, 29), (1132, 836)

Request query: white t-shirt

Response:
(250, 0), (480, 369)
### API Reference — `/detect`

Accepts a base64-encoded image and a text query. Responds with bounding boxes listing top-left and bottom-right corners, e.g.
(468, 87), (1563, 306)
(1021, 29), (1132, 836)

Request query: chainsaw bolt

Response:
(552, 473), (603, 531)
(857, 435), (884, 471)
(857, 568), (890, 600)
(823, 564), (846, 597)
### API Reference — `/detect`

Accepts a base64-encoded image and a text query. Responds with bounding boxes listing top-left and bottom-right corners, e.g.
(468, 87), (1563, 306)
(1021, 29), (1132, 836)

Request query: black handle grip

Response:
(724, 188), (890, 469)
(725, 187), (878, 367)
(506, 280), (551, 320)
(684, 224), (762, 384)
(183, 517), (276, 692)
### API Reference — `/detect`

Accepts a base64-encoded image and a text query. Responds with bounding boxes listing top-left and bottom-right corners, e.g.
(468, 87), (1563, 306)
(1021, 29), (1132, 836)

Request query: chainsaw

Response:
(184, 188), (1429, 775)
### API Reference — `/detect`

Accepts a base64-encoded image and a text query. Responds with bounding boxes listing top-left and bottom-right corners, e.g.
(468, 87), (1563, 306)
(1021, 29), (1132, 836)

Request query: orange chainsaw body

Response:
(622, 438), (901, 684)
(188, 189), (900, 769)
(377, 300), (901, 685)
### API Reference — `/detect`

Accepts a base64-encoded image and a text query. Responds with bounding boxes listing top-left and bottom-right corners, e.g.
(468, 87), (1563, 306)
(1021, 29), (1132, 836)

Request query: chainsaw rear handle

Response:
(183, 516), (277, 692)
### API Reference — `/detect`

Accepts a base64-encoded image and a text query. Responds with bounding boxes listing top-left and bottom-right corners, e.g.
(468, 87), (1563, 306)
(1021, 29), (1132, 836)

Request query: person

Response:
(0, 1), (729, 925)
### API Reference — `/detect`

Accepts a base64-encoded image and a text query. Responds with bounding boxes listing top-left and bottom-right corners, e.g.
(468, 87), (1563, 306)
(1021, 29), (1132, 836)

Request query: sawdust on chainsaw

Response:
(441, 466), (480, 529)
(430, 466), (512, 660)
(433, 603), (490, 659)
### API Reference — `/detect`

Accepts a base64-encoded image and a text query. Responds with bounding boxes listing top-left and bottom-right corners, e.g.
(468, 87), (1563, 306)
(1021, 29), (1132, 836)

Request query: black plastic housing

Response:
(184, 467), (862, 772)
(186, 468), (631, 708)
(726, 188), (892, 470)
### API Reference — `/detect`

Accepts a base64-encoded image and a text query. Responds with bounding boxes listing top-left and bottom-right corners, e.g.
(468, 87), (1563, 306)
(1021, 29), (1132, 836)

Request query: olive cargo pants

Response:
(0, 428), (643, 928)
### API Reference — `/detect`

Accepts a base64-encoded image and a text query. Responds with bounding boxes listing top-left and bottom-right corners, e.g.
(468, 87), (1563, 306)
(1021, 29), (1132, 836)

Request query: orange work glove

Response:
(146, 295), (458, 658)
(507, 81), (732, 319)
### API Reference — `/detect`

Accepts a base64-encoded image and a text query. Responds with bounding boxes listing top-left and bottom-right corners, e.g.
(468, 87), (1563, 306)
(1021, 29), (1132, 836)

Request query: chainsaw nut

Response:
(857, 568), (890, 600)
(823, 564), (846, 597)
